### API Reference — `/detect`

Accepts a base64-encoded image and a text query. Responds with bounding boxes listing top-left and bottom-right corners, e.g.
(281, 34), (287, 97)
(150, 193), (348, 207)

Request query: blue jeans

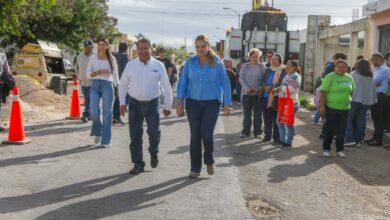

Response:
(128, 97), (160, 168)
(313, 109), (321, 124)
(346, 101), (369, 143)
(277, 103), (299, 145)
(90, 79), (114, 145)
(81, 86), (91, 118)
(186, 99), (220, 173)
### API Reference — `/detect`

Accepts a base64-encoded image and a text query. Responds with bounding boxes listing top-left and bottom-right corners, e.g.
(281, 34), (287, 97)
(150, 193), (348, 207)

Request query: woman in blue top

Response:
(177, 35), (232, 178)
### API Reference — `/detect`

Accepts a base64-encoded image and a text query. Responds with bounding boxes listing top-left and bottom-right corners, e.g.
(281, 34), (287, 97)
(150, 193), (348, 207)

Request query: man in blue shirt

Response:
(368, 53), (390, 146)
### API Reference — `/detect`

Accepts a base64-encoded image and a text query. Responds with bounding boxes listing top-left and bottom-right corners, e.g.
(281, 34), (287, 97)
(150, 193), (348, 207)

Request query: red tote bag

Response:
(278, 86), (295, 126)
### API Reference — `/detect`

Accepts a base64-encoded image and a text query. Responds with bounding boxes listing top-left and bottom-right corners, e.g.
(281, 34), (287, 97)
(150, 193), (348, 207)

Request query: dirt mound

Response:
(16, 75), (69, 110)
(0, 75), (71, 123)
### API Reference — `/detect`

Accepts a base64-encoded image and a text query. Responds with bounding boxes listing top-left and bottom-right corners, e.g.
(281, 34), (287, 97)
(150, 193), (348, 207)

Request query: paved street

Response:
(0, 102), (389, 219)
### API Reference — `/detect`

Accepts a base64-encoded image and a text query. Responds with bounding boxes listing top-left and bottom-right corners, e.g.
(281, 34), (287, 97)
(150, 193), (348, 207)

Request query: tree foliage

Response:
(0, 0), (120, 51)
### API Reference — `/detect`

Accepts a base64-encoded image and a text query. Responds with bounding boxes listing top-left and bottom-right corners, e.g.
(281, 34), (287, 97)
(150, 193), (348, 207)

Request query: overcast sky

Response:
(108, 0), (368, 50)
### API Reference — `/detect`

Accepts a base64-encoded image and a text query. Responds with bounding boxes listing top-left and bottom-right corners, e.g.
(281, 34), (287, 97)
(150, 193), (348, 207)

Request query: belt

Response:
(130, 97), (158, 105)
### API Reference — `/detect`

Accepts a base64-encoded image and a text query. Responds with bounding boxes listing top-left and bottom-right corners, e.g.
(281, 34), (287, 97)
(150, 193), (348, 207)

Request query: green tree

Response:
(0, 0), (119, 51)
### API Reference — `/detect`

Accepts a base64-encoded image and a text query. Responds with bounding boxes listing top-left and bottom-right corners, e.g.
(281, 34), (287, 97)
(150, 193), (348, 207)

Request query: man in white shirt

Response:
(119, 38), (173, 175)
(75, 39), (95, 123)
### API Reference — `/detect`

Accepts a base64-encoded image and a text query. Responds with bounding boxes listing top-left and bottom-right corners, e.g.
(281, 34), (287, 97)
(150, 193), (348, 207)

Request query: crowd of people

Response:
(1, 34), (389, 177)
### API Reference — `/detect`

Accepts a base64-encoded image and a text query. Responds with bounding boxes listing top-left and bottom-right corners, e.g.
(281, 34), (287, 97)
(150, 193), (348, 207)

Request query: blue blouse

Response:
(177, 56), (232, 105)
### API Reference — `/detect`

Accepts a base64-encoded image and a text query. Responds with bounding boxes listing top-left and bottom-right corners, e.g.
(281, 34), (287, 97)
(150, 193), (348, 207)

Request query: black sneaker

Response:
(240, 133), (250, 139)
(368, 140), (382, 147)
(150, 155), (159, 168)
(272, 140), (281, 145)
(113, 118), (125, 125)
(262, 138), (271, 142)
(283, 143), (292, 148)
(81, 116), (88, 123)
(129, 165), (144, 175)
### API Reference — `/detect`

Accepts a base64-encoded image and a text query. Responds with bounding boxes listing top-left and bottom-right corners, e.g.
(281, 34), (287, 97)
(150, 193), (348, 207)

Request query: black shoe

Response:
(283, 143), (292, 148)
(113, 118), (125, 125)
(81, 116), (88, 123)
(240, 133), (249, 139)
(368, 140), (382, 147)
(150, 155), (159, 168)
(129, 165), (144, 175)
(0, 126), (6, 132)
(272, 140), (281, 145)
(262, 138), (271, 142)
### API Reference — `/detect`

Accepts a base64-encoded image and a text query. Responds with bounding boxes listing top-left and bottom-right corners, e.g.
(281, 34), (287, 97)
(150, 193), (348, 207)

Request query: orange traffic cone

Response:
(67, 80), (81, 120)
(2, 87), (31, 145)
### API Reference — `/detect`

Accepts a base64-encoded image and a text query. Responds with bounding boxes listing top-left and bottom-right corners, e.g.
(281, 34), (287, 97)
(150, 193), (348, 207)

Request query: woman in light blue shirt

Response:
(177, 35), (231, 178)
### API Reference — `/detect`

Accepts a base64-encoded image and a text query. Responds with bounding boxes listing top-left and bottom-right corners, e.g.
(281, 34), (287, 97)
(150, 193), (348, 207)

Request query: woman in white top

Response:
(87, 39), (119, 147)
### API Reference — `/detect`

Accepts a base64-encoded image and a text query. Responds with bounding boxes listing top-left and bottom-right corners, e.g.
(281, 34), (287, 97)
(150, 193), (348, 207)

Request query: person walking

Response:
(320, 60), (354, 158)
(239, 48), (266, 139)
(177, 35), (231, 178)
(119, 38), (172, 175)
(156, 48), (175, 88)
(87, 39), (119, 148)
(75, 39), (95, 123)
(344, 58), (377, 147)
(367, 53), (390, 146)
(277, 60), (301, 148)
(113, 42), (129, 125)
(261, 54), (287, 144)
(0, 49), (10, 131)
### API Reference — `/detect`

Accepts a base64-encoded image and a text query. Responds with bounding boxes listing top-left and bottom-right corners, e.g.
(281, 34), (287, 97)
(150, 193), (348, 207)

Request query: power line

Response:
(132, 0), (362, 7)
(109, 9), (354, 18)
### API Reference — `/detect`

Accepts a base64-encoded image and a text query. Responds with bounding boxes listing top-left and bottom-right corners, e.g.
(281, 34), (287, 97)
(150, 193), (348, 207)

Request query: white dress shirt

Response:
(87, 54), (120, 86)
(119, 58), (173, 110)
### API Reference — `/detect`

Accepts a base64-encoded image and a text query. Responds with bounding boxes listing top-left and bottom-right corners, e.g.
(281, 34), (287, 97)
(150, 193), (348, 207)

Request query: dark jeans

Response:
(128, 97), (160, 168)
(113, 87), (120, 120)
(261, 97), (279, 141)
(186, 99), (220, 173)
(370, 93), (387, 143)
(81, 86), (91, 118)
(241, 95), (262, 136)
(345, 101), (369, 143)
(322, 107), (348, 152)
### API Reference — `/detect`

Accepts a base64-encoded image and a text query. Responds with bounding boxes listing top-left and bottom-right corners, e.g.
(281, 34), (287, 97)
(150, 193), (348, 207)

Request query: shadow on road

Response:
(0, 173), (133, 213)
(167, 110), (390, 186)
(34, 177), (203, 219)
(0, 145), (99, 168)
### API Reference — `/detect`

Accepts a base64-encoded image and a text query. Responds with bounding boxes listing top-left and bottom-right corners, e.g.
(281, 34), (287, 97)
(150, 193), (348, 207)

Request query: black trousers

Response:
(261, 97), (279, 141)
(384, 95), (390, 131)
(322, 107), (348, 152)
(241, 95), (262, 136)
(370, 93), (387, 143)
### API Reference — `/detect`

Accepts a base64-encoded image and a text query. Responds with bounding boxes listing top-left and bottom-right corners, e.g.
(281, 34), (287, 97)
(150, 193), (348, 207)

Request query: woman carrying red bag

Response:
(276, 60), (301, 147)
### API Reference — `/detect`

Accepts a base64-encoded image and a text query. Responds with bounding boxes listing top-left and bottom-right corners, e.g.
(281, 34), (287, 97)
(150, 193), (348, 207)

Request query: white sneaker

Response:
(94, 136), (101, 144)
(344, 141), (356, 147)
(322, 150), (330, 157)
(337, 151), (346, 158)
(101, 144), (111, 148)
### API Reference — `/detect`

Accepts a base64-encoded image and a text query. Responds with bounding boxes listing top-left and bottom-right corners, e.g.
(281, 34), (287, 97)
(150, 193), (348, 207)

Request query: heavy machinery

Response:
(10, 40), (72, 95)
(223, 0), (300, 66)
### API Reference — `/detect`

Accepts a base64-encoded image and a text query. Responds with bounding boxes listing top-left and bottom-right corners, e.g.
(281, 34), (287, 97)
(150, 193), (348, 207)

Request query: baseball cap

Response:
(84, 39), (93, 47)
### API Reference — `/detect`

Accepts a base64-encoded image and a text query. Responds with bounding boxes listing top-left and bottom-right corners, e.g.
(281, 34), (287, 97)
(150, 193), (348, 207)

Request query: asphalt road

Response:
(0, 102), (389, 219)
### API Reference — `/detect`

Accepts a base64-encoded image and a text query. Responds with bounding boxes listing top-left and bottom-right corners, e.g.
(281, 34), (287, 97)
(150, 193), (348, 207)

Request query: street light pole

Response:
(223, 7), (241, 29)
